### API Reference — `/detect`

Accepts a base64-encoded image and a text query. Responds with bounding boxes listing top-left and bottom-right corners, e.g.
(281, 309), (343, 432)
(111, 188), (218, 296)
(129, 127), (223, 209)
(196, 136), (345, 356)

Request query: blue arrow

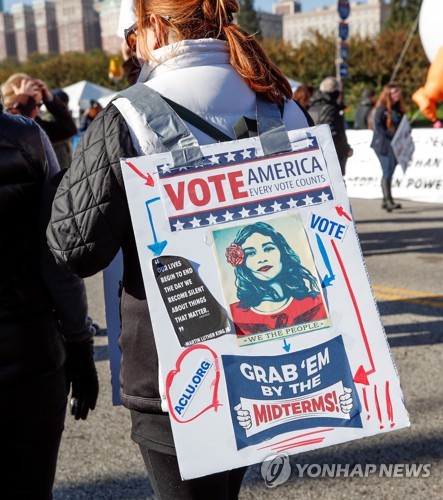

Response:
(322, 274), (335, 287)
(145, 198), (168, 256)
(315, 234), (335, 288)
(282, 339), (291, 352)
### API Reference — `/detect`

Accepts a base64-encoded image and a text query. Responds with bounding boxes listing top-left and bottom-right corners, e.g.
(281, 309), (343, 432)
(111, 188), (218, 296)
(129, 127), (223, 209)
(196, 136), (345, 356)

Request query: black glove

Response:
(65, 338), (99, 420)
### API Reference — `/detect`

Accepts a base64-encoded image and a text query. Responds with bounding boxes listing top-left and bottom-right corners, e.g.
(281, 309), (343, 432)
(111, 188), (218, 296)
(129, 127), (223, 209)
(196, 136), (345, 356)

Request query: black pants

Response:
(131, 411), (247, 499)
(139, 446), (247, 500)
(339, 155), (348, 177)
(0, 366), (67, 500)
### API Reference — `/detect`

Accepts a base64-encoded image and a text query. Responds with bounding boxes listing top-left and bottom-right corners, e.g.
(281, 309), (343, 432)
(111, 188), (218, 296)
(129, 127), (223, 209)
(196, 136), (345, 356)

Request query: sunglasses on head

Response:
(124, 23), (138, 52)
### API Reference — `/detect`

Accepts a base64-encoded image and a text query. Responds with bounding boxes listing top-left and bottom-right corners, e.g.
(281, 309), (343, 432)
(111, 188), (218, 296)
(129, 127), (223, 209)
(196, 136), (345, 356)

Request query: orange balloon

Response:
(412, 46), (443, 122)
(412, 87), (437, 122)
(424, 46), (443, 100)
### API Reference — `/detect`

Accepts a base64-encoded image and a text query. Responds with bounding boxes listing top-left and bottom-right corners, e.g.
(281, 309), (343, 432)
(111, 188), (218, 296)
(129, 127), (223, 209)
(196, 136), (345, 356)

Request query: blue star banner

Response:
(156, 136), (335, 232)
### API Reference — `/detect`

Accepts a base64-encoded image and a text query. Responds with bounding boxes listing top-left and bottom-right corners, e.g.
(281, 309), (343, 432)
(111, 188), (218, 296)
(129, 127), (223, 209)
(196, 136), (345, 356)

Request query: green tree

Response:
(237, 0), (260, 37)
(375, 28), (426, 100)
(385, 0), (421, 30)
(261, 26), (427, 113)
(263, 31), (336, 89)
(0, 50), (128, 92)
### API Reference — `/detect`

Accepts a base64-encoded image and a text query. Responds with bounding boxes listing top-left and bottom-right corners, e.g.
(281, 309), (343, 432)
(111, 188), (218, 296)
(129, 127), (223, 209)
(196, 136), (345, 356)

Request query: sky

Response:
(3, 1), (345, 14)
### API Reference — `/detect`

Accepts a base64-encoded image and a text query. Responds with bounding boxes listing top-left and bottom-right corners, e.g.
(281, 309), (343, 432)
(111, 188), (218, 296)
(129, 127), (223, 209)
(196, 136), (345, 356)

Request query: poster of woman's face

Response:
(211, 215), (331, 346)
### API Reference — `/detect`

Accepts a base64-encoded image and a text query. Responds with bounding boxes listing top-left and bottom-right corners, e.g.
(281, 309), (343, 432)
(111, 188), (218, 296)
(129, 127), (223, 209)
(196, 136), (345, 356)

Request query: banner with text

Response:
(345, 128), (443, 203)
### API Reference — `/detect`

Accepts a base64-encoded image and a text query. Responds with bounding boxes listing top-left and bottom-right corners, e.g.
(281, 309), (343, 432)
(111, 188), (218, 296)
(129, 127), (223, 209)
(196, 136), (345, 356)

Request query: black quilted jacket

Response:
(0, 113), (64, 385)
(47, 104), (163, 412)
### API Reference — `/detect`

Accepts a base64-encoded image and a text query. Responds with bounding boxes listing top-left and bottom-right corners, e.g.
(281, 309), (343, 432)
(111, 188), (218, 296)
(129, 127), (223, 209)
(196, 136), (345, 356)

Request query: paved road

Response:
(53, 198), (443, 499)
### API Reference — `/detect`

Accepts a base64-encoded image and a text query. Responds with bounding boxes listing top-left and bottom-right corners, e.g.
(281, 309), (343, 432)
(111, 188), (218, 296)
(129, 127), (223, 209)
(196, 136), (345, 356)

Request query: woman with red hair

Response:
(48, 1), (311, 496)
(370, 83), (406, 211)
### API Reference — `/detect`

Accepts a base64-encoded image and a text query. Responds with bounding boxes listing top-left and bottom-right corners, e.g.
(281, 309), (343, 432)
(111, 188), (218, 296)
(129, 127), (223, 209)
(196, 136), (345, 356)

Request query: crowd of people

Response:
(0, 0), (417, 498)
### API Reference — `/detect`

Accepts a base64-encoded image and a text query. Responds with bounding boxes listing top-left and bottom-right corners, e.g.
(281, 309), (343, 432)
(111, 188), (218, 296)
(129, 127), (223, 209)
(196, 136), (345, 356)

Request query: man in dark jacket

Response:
(0, 95), (98, 499)
(49, 88), (76, 169)
(309, 76), (353, 176)
(354, 88), (375, 130)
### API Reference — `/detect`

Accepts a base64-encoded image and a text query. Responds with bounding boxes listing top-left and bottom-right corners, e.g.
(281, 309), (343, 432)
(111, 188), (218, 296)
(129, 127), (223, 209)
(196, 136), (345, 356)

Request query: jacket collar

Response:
(137, 39), (230, 83)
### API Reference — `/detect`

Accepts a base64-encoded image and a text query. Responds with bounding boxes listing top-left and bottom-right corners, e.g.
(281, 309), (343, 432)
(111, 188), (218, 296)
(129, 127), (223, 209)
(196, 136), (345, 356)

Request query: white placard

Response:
(391, 115), (415, 173)
(121, 124), (409, 479)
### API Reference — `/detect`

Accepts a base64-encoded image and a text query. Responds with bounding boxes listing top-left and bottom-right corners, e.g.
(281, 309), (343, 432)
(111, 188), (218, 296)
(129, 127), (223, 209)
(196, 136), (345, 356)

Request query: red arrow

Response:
(331, 239), (376, 385)
(125, 161), (154, 186)
(335, 205), (352, 221)
(354, 365), (370, 385)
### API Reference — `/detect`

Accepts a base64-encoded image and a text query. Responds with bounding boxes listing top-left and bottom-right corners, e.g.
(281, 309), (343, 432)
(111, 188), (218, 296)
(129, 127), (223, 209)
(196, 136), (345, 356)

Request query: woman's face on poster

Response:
(242, 233), (282, 281)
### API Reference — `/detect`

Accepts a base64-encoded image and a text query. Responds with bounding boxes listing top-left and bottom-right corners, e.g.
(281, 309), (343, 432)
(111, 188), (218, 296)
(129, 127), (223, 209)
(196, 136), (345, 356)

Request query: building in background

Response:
(0, 0), (103, 61)
(34, 0), (59, 54)
(12, 2), (37, 61)
(97, 0), (121, 54)
(55, 0), (101, 54)
(274, 0), (301, 17)
(256, 9), (283, 40)
(0, 11), (17, 59)
(274, 0), (388, 46)
(0, 0), (390, 63)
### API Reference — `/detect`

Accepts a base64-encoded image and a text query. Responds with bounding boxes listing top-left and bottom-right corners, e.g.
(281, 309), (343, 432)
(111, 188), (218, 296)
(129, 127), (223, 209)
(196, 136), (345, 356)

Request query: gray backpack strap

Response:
(116, 84), (291, 163)
(116, 84), (203, 168)
(256, 96), (292, 156)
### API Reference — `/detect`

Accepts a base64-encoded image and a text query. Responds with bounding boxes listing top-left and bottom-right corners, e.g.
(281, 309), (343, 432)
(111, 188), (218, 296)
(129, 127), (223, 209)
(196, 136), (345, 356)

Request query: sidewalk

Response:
(53, 198), (443, 499)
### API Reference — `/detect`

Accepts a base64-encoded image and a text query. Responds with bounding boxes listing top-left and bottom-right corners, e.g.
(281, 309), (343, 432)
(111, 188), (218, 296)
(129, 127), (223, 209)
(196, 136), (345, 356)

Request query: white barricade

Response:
(345, 128), (443, 203)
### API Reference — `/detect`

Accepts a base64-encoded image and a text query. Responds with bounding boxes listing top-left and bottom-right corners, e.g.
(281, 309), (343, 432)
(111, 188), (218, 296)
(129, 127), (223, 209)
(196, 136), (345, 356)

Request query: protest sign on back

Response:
(121, 123), (409, 479)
